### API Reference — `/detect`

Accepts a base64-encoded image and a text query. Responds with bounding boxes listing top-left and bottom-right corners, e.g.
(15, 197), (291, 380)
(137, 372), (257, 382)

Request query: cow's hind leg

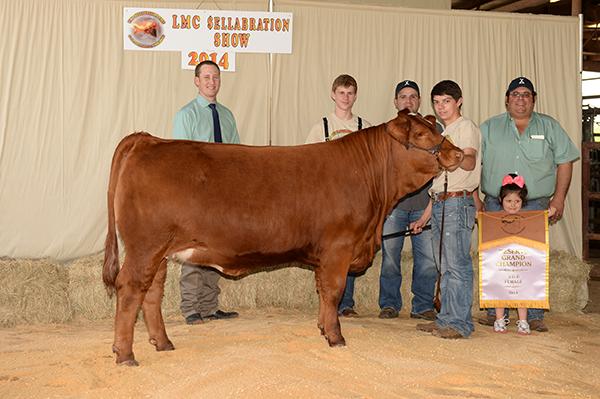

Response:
(142, 258), (174, 352)
(112, 253), (161, 366)
(315, 259), (349, 347)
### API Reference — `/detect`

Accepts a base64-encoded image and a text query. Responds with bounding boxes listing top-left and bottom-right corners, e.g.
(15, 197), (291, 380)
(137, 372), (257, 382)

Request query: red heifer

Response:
(103, 110), (463, 365)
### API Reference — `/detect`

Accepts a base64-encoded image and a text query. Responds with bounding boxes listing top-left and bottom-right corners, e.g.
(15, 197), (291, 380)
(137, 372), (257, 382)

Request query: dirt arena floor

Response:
(1, 308), (599, 398)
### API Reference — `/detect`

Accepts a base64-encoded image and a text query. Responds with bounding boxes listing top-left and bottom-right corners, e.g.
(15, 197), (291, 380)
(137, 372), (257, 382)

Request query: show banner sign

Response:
(123, 8), (293, 71)
(478, 210), (549, 309)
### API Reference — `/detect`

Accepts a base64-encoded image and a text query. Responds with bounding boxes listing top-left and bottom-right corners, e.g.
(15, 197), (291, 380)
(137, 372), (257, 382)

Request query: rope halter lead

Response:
(432, 170), (448, 313)
(406, 136), (446, 160)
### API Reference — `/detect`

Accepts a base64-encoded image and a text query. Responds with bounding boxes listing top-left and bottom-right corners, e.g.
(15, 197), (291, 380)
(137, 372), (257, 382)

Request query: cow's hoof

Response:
(149, 338), (175, 351)
(113, 345), (138, 366)
(117, 358), (140, 367)
(317, 324), (325, 336)
(327, 337), (346, 347)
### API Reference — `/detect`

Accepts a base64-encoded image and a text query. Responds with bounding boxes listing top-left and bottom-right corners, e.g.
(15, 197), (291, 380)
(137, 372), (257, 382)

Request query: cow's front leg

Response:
(142, 258), (174, 352)
(315, 258), (350, 347)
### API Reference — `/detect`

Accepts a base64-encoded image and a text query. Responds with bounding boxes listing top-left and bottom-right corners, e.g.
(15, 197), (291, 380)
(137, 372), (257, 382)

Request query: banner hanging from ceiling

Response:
(123, 8), (293, 71)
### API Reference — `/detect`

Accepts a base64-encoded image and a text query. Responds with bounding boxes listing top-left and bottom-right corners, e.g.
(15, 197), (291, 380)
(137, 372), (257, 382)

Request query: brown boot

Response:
(529, 319), (549, 332)
(416, 321), (438, 333)
(378, 307), (399, 319)
(432, 327), (465, 339)
(410, 310), (437, 321)
(340, 308), (358, 318)
(477, 313), (496, 326)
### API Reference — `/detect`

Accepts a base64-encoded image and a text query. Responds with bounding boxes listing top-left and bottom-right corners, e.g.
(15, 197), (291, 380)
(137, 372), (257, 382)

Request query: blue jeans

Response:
(378, 207), (437, 314)
(432, 196), (476, 337)
(338, 275), (355, 312)
(484, 195), (549, 321)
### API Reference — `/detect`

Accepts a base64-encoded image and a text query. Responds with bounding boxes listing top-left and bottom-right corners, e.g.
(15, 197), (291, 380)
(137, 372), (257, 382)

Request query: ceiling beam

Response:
(584, 53), (600, 61)
(584, 41), (600, 53)
(493, 0), (551, 12)
(451, 0), (483, 9)
(584, 59), (600, 73)
(473, 0), (514, 10)
(584, 31), (600, 42)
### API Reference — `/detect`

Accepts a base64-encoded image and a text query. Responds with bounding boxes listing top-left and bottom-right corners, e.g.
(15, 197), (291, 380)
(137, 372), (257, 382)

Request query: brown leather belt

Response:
(433, 190), (473, 202)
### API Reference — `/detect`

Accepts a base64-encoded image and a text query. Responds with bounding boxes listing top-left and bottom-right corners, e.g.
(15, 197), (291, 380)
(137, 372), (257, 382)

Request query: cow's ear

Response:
(424, 115), (437, 126)
(387, 111), (410, 144)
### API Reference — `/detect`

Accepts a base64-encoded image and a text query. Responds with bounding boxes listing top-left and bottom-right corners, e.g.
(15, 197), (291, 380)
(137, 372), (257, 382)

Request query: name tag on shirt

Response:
(530, 134), (545, 140)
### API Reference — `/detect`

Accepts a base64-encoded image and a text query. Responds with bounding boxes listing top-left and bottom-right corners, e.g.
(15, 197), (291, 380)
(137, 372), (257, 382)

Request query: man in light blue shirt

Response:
(476, 76), (579, 332)
(173, 60), (240, 325)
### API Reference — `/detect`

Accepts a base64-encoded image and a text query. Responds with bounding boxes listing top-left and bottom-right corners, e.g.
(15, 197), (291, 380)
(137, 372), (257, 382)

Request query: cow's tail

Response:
(102, 133), (146, 297)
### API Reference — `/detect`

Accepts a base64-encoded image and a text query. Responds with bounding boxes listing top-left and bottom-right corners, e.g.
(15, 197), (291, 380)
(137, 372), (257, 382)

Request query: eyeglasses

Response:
(510, 91), (532, 99)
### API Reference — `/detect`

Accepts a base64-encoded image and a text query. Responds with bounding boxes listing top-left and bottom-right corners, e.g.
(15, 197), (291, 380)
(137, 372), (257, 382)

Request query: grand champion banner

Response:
(478, 210), (549, 309)
(123, 8), (293, 71)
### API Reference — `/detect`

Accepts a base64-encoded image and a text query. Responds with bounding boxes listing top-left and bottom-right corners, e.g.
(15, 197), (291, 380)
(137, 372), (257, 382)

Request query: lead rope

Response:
(433, 170), (448, 313)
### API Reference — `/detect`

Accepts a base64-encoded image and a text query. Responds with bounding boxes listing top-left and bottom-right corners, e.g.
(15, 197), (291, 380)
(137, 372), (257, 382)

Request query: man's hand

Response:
(548, 162), (573, 225)
(548, 198), (564, 224)
(410, 217), (429, 234)
(411, 200), (433, 233)
(473, 190), (485, 212)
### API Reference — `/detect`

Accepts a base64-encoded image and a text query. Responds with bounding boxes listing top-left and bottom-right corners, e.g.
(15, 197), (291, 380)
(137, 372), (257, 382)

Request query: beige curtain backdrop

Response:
(0, 0), (581, 260)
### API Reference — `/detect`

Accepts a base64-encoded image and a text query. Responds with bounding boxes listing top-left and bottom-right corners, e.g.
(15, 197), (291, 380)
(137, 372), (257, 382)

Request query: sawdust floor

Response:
(1, 309), (599, 398)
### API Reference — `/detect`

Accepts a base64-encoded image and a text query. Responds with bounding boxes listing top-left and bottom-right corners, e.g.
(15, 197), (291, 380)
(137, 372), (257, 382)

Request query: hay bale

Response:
(244, 264), (317, 310)
(0, 248), (592, 327)
(67, 252), (116, 320)
(161, 260), (182, 316)
(68, 255), (184, 319)
(0, 257), (72, 327)
(199, 263), (317, 311)
(549, 250), (591, 312)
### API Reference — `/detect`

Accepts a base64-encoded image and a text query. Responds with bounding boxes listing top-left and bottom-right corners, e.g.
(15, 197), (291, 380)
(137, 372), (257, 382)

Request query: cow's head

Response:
(385, 109), (463, 172)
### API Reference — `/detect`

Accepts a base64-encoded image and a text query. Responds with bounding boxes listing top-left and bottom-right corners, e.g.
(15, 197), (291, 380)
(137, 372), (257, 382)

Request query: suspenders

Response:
(322, 117), (329, 141)
(322, 117), (362, 142)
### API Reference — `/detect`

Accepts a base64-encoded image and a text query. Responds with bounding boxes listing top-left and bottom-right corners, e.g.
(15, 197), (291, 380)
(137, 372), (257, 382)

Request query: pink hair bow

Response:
(502, 175), (525, 188)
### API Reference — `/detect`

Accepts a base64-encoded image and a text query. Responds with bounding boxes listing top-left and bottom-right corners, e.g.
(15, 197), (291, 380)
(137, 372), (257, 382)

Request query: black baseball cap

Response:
(506, 76), (536, 96)
(395, 80), (420, 97)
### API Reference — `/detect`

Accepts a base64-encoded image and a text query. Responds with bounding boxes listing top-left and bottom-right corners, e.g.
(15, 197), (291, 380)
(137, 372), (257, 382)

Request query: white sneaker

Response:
(517, 320), (531, 335)
(493, 318), (508, 333)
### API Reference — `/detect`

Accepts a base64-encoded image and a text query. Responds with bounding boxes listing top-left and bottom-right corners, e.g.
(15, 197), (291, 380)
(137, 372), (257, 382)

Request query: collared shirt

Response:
(173, 95), (240, 144)
(430, 116), (481, 194)
(480, 111), (579, 199)
(304, 112), (372, 144)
